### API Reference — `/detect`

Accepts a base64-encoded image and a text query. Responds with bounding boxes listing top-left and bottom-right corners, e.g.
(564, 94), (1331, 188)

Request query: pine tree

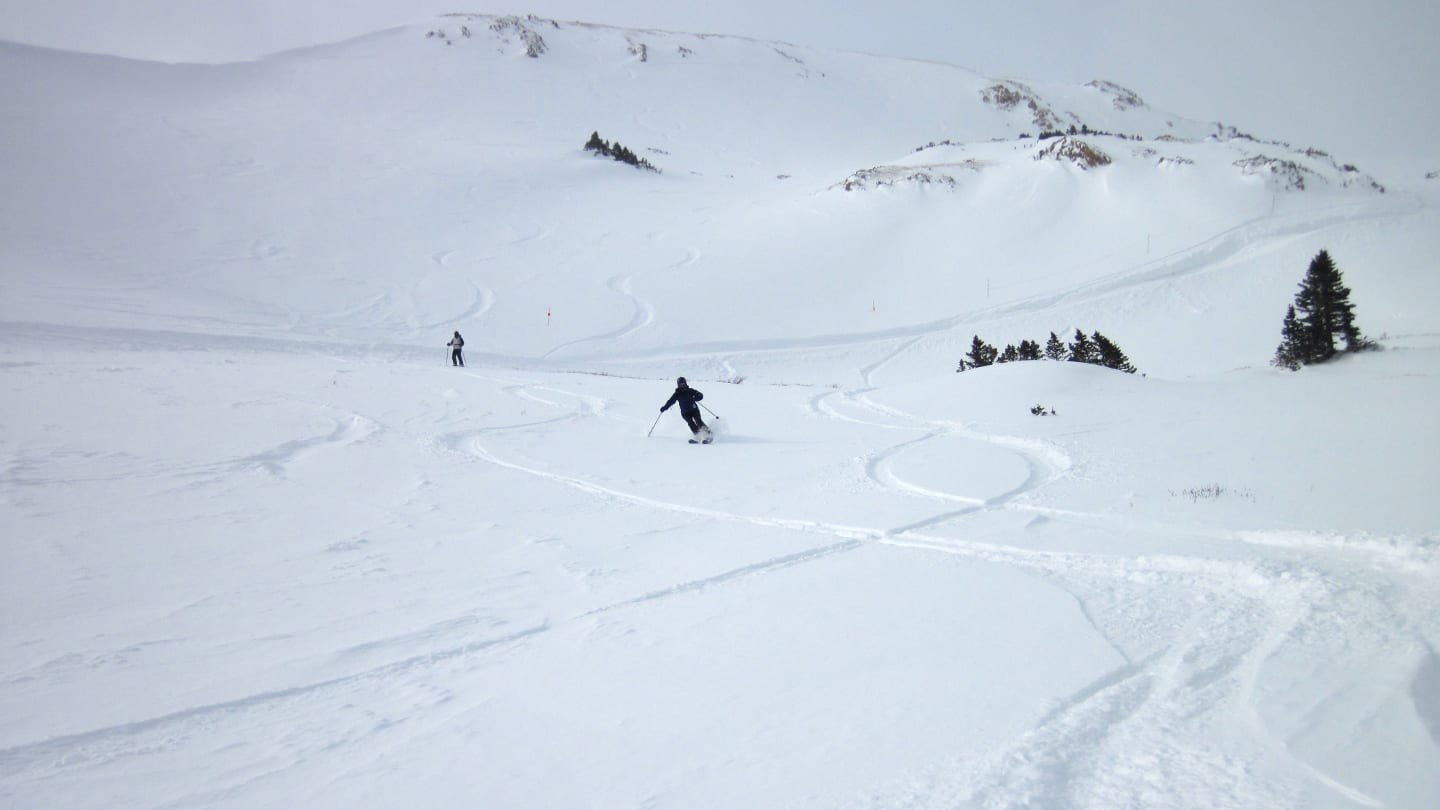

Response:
(1273, 249), (1371, 369)
(1017, 339), (1042, 361)
(1272, 304), (1308, 370)
(1091, 331), (1137, 373)
(1044, 332), (1067, 360)
(1292, 249), (1365, 360)
(1067, 329), (1097, 363)
(965, 335), (999, 368)
(998, 344), (1020, 363)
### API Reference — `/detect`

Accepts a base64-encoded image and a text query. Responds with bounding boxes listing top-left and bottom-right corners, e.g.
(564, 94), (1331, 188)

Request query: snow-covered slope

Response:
(0, 15), (1411, 375)
(2, 14), (1438, 810)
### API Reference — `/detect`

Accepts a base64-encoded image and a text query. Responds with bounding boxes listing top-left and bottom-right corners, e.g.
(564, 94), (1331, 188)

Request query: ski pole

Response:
(701, 403), (721, 420)
(646, 413), (663, 437)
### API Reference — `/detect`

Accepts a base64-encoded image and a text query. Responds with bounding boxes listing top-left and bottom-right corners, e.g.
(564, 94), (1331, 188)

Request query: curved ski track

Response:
(6, 200), (1431, 808)
(571, 196), (1418, 369)
(454, 370), (1436, 810)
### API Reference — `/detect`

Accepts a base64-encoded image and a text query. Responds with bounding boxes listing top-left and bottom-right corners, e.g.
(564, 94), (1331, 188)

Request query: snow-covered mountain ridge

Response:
(426, 13), (1384, 193)
(0, 12), (1415, 377)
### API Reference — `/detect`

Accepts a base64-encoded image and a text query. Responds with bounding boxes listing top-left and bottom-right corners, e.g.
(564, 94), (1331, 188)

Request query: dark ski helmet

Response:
(677, 376), (687, 386)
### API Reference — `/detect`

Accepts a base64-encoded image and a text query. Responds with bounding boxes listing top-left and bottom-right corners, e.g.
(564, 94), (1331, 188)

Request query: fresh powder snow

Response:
(1, 14), (1438, 810)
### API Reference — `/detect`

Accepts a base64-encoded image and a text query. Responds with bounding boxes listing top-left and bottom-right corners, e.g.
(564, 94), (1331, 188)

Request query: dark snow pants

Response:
(681, 408), (706, 434)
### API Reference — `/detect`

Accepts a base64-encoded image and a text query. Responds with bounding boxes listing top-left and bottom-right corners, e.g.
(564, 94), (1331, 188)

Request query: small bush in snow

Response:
(1170, 484), (1254, 502)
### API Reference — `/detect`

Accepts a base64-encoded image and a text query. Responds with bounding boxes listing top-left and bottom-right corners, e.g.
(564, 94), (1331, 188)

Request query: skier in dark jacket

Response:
(660, 377), (709, 440)
(448, 331), (465, 367)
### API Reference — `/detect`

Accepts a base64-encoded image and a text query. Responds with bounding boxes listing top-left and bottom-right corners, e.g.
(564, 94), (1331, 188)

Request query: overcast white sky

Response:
(2, 1), (1436, 163)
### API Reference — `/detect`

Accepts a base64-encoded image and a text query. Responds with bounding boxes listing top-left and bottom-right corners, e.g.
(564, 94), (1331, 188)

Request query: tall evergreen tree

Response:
(1272, 304), (1308, 370)
(997, 344), (1020, 363)
(1067, 329), (1097, 363)
(964, 335), (999, 369)
(1017, 339), (1043, 361)
(1273, 249), (1370, 369)
(1044, 332), (1067, 360)
(1293, 249), (1364, 360)
(1091, 331), (1137, 373)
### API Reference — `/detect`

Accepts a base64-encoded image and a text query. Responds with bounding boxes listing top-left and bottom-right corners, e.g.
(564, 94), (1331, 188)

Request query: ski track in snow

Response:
(3, 311), (1432, 809)
(574, 196), (1417, 369)
(540, 248), (694, 360)
(540, 271), (657, 359)
(3, 295), (1430, 809)
(961, 199), (1412, 323)
(6, 26), (1438, 810)
(449, 372), (1435, 810)
(0, 624), (552, 786)
(406, 279), (495, 335)
(0, 375), (885, 792)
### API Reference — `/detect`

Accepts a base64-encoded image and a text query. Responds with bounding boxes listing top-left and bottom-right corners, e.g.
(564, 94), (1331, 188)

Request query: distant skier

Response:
(448, 331), (465, 367)
(660, 377), (711, 443)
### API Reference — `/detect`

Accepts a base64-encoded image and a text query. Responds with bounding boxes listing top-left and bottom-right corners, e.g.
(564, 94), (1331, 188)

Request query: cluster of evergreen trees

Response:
(584, 131), (658, 172)
(951, 251), (1372, 378)
(1032, 124), (1143, 141)
(1273, 250), (1373, 369)
(958, 329), (1136, 373)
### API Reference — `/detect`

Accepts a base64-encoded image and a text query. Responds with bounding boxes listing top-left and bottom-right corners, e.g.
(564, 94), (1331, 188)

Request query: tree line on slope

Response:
(956, 250), (1373, 377)
(584, 131), (659, 172)
(957, 329), (1137, 373)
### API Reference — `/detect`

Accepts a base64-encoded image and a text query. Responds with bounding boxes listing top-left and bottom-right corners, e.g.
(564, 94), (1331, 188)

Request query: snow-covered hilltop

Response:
(2, 14), (1437, 810)
(426, 14), (1384, 193)
(0, 13), (1404, 373)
